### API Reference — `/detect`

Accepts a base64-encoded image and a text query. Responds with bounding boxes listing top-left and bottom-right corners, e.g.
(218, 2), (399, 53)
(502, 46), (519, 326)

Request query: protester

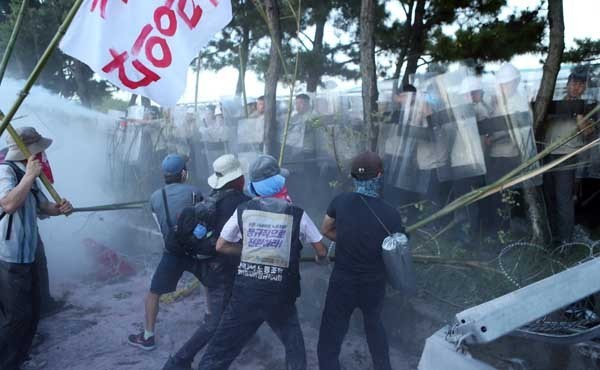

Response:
(163, 154), (250, 370)
(127, 154), (204, 351)
(543, 71), (593, 245)
(0, 127), (73, 370)
(196, 154), (328, 370)
(318, 151), (405, 370)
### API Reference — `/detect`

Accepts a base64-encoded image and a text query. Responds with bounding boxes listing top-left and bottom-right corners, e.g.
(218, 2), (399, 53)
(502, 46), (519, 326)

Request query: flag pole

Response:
(0, 0), (29, 86)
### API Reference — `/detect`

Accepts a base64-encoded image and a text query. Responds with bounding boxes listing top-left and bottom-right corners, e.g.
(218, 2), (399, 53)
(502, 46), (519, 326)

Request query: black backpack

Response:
(161, 188), (218, 258)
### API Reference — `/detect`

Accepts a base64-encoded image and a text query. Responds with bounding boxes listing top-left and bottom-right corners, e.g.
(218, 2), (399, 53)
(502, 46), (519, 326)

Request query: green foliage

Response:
(430, 9), (545, 63)
(563, 38), (600, 63)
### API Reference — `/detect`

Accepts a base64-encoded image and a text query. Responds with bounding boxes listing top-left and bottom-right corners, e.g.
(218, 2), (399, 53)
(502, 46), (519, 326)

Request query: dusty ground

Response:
(34, 257), (418, 370)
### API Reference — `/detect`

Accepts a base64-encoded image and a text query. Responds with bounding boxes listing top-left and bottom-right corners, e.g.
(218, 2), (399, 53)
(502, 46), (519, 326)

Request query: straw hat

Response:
(5, 127), (52, 161)
(208, 154), (244, 189)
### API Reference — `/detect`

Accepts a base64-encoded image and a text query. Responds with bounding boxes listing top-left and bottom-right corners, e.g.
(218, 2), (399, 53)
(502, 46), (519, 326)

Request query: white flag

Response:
(60, 0), (232, 106)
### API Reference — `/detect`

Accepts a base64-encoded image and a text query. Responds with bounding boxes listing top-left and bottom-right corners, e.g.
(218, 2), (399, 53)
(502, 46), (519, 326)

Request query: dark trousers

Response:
(172, 281), (233, 367)
(543, 154), (576, 243)
(317, 270), (391, 370)
(197, 293), (306, 370)
(452, 176), (484, 240)
(0, 260), (41, 370)
(484, 156), (521, 233)
(35, 239), (53, 310)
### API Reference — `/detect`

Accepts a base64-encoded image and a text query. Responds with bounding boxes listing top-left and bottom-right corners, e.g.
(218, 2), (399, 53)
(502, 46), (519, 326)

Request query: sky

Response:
(118, 0), (600, 105)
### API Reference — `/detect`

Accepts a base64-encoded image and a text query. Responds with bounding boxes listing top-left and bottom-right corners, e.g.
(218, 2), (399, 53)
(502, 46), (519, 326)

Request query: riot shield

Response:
(428, 71), (487, 181)
(376, 90), (434, 193)
(478, 73), (540, 185)
(199, 104), (231, 171)
(236, 116), (265, 174)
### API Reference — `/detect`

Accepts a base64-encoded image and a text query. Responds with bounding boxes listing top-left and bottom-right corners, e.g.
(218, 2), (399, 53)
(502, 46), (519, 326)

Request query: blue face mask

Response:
(353, 176), (384, 198)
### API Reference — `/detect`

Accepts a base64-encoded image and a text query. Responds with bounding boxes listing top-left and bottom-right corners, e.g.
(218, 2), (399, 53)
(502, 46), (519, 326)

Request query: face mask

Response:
(35, 152), (54, 184)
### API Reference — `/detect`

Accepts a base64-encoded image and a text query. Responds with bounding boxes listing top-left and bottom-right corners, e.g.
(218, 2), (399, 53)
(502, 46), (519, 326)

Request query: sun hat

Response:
(5, 127), (52, 161)
(207, 154), (244, 189)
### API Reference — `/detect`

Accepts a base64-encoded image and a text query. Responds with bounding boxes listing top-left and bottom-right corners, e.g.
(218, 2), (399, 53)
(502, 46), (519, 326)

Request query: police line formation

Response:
(1, 62), (599, 370)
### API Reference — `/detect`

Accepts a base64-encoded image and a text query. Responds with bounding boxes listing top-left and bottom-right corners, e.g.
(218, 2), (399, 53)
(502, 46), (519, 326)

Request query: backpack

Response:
(161, 188), (222, 259)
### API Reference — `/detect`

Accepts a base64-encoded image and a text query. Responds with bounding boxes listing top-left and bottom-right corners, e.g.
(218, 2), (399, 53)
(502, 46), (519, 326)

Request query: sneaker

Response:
(127, 332), (155, 351)
(162, 356), (192, 370)
(21, 356), (47, 370)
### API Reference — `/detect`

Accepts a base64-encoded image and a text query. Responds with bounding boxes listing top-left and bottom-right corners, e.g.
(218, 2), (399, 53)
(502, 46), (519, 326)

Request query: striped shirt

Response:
(0, 162), (47, 263)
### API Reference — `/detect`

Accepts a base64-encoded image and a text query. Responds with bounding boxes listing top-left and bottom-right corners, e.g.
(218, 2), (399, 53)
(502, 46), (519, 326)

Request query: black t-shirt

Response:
(327, 192), (404, 275)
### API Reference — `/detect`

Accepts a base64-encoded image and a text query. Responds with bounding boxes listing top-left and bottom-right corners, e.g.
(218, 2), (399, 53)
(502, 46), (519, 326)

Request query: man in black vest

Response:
(318, 151), (405, 370)
(197, 154), (328, 370)
(162, 154), (250, 370)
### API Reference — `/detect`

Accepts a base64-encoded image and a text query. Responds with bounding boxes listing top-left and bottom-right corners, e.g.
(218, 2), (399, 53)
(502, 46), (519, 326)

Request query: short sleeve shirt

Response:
(149, 183), (203, 240)
(220, 210), (322, 244)
(327, 192), (404, 275)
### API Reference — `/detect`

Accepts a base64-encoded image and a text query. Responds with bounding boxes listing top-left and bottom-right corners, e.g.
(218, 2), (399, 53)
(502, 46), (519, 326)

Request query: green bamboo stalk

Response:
(0, 0), (84, 203)
(0, 0), (29, 85)
(0, 0), (84, 141)
(72, 200), (147, 213)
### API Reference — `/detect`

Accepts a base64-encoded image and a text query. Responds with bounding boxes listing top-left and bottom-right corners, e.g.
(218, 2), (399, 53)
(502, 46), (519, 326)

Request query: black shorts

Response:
(150, 253), (207, 295)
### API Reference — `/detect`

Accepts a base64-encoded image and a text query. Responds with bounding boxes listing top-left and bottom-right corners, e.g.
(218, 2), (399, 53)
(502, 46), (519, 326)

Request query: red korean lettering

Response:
(91, 0), (129, 20)
(177, 0), (203, 30)
(132, 24), (153, 56)
(154, 6), (178, 36)
(209, 0), (219, 6)
(102, 49), (160, 89)
(145, 37), (173, 68)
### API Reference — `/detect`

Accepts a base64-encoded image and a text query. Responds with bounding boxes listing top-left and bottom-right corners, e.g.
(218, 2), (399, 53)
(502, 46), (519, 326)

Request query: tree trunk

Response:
(524, 0), (564, 245)
(533, 0), (565, 132)
(402, 0), (426, 86)
(360, 0), (378, 151)
(262, 0), (282, 156)
(306, 10), (327, 93)
(235, 26), (250, 96)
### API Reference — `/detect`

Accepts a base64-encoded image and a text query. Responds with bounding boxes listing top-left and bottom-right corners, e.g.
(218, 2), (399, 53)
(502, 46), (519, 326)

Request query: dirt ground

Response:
(34, 259), (419, 370)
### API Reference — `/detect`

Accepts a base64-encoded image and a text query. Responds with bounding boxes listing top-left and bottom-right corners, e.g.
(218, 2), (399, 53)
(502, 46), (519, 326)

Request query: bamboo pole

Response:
(71, 200), (147, 213)
(0, 0), (29, 85)
(0, 112), (62, 202)
(0, 0), (84, 203)
(0, 0), (84, 141)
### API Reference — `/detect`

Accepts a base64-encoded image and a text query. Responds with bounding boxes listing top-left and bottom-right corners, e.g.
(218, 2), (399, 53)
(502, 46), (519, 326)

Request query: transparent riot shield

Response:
(428, 71), (486, 181)
(376, 90), (434, 194)
(236, 116), (265, 174)
(198, 104), (231, 171)
(478, 73), (540, 186)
